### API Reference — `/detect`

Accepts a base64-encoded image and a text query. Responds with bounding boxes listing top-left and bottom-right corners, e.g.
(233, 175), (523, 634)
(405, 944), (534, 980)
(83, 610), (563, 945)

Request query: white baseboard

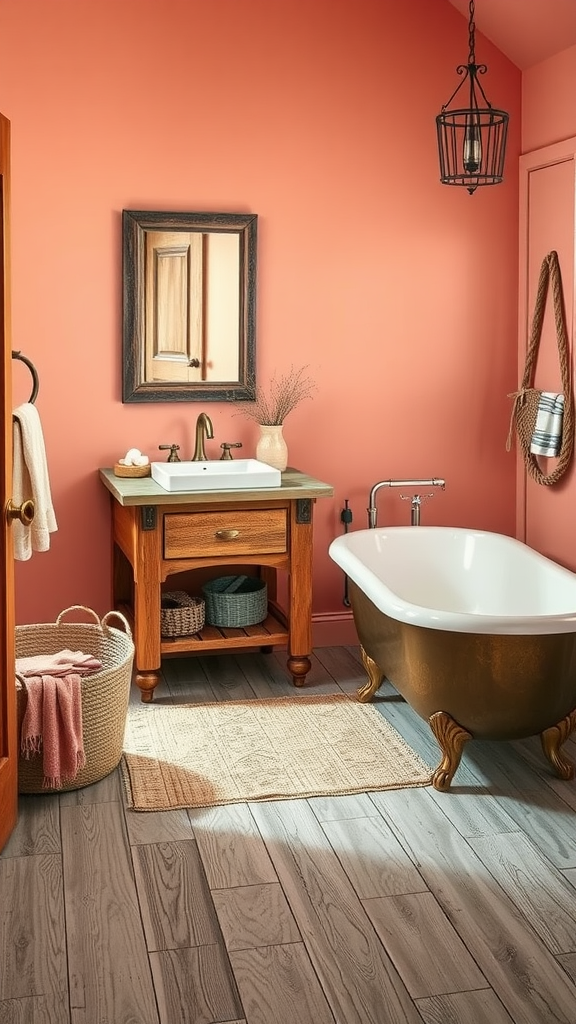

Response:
(312, 612), (358, 648)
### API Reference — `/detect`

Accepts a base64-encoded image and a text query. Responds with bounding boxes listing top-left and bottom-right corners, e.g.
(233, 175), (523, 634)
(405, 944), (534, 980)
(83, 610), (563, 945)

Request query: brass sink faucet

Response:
(192, 412), (214, 461)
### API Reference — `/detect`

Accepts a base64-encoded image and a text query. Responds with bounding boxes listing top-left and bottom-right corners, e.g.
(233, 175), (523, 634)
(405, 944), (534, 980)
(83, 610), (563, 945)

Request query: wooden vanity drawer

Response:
(163, 508), (287, 559)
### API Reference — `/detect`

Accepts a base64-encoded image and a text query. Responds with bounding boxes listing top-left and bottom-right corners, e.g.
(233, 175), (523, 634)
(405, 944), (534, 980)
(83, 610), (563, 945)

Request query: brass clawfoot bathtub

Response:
(330, 527), (576, 790)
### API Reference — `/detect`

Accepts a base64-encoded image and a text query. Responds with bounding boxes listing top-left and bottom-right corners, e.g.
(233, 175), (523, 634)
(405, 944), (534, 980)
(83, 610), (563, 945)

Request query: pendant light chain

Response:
(467, 0), (476, 65)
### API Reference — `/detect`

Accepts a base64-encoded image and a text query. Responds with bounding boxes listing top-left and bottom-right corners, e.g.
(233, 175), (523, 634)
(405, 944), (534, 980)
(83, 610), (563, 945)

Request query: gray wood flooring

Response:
(2, 645), (576, 1023)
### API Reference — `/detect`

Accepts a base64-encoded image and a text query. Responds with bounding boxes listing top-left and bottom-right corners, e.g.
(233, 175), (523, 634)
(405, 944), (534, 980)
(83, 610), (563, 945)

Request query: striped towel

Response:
(530, 392), (564, 456)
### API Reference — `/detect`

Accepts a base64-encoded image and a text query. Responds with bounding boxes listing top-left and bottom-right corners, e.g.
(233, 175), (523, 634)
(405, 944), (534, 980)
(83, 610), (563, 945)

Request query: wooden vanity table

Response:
(99, 467), (333, 701)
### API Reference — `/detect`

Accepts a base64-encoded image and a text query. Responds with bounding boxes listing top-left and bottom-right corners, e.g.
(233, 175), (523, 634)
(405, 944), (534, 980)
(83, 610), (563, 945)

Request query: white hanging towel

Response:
(529, 391), (565, 457)
(12, 402), (58, 560)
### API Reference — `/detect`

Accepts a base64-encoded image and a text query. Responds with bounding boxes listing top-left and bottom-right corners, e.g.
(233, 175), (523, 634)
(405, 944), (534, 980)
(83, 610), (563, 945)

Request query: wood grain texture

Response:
(229, 652), (296, 699)
(531, 771), (576, 813)
(163, 508), (287, 559)
(320, 814), (428, 898)
(249, 798), (424, 1024)
(59, 768), (122, 806)
(463, 742), (576, 869)
(197, 654), (257, 702)
(0, 854), (68, 1014)
(189, 803), (277, 889)
(60, 801), (159, 1023)
(5, 645), (576, 1024)
(415, 988), (515, 1024)
(212, 882), (301, 950)
(314, 645), (367, 694)
(370, 787), (576, 1024)
(132, 839), (221, 951)
(466, 736), (564, 793)
(0, 995), (66, 1024)
(229, 942), (334, 1024)
(308, 792), (378, 821)
(149, 944), (243, 1024)
(469, 832), (576, 954)
(362, 891), (487, 997)
(427, 783), (521, 840)
(563, 867), (576, 889)
(125, 806), (194, 845)
(161, 655), (216, 703)
(0, 793), (60, 857)
(556, 953), (576, 984)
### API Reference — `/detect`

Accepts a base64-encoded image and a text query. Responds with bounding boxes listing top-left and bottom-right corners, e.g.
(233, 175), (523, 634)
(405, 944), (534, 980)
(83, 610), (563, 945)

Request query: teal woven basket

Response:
(202, 575), (268, 628)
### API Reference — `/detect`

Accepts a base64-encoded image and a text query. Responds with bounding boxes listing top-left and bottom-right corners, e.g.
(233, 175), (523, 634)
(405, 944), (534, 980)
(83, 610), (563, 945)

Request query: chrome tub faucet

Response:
(367, 477), (446, 528)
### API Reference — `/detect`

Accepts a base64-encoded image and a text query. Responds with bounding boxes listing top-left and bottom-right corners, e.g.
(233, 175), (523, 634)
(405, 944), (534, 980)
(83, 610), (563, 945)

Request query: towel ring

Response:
(11, 351), (39, 404)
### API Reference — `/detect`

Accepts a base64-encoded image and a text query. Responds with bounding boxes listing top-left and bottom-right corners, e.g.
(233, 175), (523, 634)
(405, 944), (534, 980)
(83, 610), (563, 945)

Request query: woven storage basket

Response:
(15, 605), (134, 794)
(161, 591), (205, 637)
(202, 575), (267, 628)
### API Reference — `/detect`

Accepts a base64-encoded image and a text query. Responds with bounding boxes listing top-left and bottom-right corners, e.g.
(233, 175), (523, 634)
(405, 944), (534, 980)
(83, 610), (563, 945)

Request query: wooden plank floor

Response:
(2, 645), (576, 1023)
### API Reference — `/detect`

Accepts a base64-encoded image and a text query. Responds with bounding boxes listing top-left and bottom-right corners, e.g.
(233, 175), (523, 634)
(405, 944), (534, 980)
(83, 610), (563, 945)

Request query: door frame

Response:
(0, 110), (17, 852)
(516, 136), (576, 541)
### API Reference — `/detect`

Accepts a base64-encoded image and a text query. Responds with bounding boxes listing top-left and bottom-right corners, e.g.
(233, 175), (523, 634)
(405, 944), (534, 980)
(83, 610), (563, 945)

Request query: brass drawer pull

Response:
(215, 529), (240, 541)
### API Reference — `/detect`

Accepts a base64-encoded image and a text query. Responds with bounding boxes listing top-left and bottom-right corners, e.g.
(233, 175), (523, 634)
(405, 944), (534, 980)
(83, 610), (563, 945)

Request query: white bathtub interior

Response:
(328, 527), (576, 634)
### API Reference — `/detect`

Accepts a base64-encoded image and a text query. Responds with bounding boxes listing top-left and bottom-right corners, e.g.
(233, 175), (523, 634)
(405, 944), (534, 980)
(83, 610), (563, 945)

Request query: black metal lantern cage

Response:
(436, 80), (509, 193)
(436, 0), (509, 194)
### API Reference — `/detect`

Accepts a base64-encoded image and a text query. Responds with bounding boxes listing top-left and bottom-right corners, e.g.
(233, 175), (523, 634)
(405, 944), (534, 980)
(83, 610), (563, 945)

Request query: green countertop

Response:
(99, 466), (334, 507)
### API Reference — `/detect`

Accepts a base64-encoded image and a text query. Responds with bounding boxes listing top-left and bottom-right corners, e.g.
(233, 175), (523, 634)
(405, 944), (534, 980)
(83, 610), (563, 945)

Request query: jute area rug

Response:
(122, 693), (432, 811)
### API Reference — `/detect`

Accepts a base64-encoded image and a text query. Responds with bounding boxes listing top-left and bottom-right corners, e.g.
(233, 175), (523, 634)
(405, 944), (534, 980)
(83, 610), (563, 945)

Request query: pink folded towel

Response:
(16, 648), (102, 678)
(20, 673), (86, 789)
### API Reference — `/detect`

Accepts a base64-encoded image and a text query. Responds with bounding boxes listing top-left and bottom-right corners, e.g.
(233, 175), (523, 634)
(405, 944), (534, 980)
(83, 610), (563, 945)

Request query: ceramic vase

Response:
(256, 424), (288, 471)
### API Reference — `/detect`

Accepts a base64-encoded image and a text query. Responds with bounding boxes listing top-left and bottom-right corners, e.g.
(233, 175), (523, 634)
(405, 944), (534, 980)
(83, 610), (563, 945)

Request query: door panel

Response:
(518, 139), (576, 568)
(0, 111), (17, 852)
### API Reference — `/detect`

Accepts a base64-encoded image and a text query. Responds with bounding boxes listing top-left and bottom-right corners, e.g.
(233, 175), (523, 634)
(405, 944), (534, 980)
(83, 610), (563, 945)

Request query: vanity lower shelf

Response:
(118, 602), (289, 656)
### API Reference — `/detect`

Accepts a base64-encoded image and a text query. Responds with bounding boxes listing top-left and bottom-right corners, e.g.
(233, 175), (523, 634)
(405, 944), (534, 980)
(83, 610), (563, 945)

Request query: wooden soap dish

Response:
(113, 462), (151, 478)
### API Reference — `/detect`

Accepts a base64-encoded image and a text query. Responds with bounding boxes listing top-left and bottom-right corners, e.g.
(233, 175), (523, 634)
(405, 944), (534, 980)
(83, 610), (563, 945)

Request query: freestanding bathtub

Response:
(329, 527), (576, 790)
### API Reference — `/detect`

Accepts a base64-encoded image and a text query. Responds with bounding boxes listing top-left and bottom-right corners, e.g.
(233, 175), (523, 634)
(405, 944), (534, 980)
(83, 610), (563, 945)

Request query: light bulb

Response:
(463, 123), (482, 174)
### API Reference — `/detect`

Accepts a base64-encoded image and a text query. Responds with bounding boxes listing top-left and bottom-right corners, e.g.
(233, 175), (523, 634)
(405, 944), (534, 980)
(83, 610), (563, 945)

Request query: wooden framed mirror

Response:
(122, 210), (257, 403)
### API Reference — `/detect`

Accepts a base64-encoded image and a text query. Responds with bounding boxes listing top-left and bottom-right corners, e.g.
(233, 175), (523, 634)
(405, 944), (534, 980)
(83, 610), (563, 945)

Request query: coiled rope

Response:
(506, 250), (574, 486)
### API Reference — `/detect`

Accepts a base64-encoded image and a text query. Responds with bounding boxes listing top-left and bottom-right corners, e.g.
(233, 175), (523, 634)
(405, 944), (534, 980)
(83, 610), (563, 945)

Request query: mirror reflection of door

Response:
(122, 209), (257, 403)
(145, 229), (240, 385)
(0, 111), (18, 853)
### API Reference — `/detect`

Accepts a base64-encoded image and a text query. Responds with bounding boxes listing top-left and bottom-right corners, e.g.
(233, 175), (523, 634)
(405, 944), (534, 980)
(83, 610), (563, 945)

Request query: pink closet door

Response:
(517, 137), (576, 569)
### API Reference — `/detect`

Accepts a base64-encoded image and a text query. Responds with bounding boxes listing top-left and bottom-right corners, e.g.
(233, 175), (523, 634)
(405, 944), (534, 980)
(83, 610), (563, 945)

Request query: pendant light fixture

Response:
(436, 0), (508, 194)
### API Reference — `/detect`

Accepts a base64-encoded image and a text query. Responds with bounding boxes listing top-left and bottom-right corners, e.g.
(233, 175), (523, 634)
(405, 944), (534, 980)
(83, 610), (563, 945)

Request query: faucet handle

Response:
(158, 444), (181, 463)
(220, 442), (243, 461)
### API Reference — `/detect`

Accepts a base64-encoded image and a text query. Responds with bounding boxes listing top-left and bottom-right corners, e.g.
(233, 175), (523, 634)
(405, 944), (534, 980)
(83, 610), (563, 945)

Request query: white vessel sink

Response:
(150, 459), (282, 492)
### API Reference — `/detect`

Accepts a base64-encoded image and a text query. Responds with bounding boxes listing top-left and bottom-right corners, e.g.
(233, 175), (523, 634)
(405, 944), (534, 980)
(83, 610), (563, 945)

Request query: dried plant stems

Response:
(237, 365), (316, 425)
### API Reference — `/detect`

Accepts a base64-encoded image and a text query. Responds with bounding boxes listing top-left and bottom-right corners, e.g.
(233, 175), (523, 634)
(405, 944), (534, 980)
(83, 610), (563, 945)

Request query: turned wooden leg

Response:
(135, 671), (160, 703)
(541, 708), (576, 780)
(288, 655), (311, 687)
(357, 646), (384, 703)
(429, 711), (472, 791)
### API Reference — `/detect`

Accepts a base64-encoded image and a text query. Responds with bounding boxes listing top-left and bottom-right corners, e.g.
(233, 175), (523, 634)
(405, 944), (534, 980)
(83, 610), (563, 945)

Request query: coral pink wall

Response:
(523, 45), (576, 153)
(0, 0), (520, 631)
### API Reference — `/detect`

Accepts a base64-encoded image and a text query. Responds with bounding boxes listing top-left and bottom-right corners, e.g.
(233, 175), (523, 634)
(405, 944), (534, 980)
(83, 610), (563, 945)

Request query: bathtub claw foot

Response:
(358, 647), (384, 702)
(541, 708), (576, 780)
(429, 711), (472, 791)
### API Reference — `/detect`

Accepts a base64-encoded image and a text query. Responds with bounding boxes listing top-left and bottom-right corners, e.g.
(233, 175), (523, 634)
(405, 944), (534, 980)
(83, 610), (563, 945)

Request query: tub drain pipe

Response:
(340, 500), (353, 607)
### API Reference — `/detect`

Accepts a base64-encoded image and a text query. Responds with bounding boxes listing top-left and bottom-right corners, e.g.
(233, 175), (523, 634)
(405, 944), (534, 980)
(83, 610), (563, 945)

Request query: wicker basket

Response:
(113, 462), (151, 478)
(202, 575), (268, 628)
(161, 591), (205, 638)
(15, 605), (134, 794)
